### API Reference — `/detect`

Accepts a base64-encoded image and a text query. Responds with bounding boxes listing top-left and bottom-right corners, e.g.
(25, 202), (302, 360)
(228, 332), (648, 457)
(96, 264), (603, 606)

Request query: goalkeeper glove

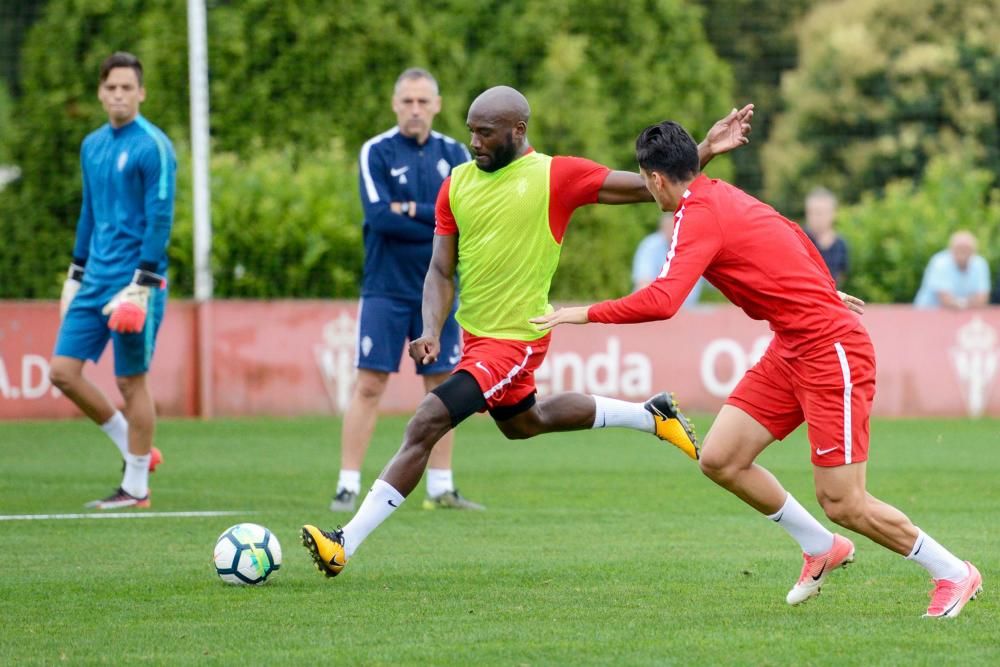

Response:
(102, 269), (166, 334)
(59, 263), (85, 320)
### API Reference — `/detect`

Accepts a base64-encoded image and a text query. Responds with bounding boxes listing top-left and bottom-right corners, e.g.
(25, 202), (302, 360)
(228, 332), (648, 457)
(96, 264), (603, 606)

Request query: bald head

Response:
(949, 230), (978, 270)
(468, 86), (530, 124)
(466, 86), (531, 172)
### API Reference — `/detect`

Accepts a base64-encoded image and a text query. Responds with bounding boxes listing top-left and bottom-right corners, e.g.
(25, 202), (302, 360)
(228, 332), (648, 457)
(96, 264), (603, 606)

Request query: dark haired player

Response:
(533, 120), (982, 618)
(49, 52), (175, 509)
(301, 88), (754, 575)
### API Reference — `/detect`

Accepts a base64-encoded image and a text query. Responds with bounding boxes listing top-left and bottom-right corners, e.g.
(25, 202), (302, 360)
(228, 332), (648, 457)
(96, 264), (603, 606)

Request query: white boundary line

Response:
(0, 511), (246, 522)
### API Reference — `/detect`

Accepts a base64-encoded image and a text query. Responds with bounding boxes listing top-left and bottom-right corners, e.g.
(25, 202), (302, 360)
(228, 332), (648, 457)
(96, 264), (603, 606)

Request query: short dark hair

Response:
(100, 52), (143, 86)
(635, 121), (699, 183)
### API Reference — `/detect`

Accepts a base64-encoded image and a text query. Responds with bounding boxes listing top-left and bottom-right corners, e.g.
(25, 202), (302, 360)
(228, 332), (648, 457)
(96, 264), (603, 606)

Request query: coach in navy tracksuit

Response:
(330, 68), (484, 513)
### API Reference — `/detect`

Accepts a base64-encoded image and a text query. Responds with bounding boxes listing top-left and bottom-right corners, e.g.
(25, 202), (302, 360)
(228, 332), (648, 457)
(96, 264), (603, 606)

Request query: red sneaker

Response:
(786, 534), (855, 605)
(924, 562), (983, 618)
(149, 446), (163, 472)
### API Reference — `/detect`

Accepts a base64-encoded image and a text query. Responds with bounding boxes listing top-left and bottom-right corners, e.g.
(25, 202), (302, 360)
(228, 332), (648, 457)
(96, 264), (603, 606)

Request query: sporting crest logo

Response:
(314, 312), (357, 412)
(949, 317), (999, 417)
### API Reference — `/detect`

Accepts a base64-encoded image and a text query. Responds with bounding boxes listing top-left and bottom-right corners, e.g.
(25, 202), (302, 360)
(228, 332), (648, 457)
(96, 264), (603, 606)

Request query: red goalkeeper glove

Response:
(102, 269), (166, 333)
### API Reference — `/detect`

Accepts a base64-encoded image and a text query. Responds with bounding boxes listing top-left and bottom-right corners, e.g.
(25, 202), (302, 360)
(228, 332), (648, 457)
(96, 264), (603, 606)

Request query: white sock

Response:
(337, 469), (361, 494)
(121, 452), (150, 498)
(426, 468), (454, 498)
(100, 411), (129, 458)
(906, 529), (968, 582)
(767, 493), (835, 556)
(592, 395), (655, 432)
(342, 479), (405, 558)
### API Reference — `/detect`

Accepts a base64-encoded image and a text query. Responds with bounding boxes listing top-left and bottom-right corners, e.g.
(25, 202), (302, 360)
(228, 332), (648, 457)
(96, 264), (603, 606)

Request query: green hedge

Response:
(0, 0), (734, 300)
(839, 155), (1000, 303)
(169, 141), (362, 298)
(763, 0), (1000, 217)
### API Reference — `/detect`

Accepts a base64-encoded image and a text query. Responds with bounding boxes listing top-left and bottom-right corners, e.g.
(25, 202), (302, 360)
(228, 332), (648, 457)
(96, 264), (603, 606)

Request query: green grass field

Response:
(1, 414), (997, 665)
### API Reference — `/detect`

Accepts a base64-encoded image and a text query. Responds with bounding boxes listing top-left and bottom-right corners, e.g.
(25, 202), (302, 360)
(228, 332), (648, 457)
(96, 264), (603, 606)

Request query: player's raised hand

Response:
(409, 335), (440, 365)
(838, 291), (865, 315)
(704, 103), (754, 156)
(530, 306), (591, 332)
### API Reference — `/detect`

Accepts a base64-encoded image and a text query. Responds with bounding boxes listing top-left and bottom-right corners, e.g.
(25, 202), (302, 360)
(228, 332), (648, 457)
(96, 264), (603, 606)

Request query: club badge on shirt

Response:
(390, 166), (409, 184)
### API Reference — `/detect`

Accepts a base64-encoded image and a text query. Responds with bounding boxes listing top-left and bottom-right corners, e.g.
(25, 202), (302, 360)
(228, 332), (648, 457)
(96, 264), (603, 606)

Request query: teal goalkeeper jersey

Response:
(73, 115), (177, 286)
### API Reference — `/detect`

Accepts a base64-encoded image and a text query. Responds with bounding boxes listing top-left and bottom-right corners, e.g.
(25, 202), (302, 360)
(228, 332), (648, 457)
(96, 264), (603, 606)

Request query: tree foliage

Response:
(762, 0), (1000, 217)
(169, 141), (363, 298)
(697, 0), (816, 196)
(838, 155), (1000, 303)
(1, 0), (735, 299)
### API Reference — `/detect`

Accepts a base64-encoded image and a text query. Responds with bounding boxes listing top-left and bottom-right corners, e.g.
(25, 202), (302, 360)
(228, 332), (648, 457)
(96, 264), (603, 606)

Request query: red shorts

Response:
(453, 331), (552, 413)
(726, 327), (876, 467)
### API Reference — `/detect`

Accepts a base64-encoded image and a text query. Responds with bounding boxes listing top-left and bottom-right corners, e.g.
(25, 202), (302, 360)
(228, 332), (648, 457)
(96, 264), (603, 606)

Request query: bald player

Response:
(300, 88), (754, 577)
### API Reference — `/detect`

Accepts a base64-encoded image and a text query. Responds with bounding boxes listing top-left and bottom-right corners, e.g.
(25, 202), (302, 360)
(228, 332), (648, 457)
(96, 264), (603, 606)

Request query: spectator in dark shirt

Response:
(804, 187), (849, 287)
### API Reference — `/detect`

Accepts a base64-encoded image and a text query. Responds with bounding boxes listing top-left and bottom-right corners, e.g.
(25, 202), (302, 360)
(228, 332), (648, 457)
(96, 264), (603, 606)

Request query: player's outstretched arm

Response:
(699, 103), (754, 168)
(597, 170), (656, 204)
(596, 104), (753, 205)
(410, 233), (458, 365)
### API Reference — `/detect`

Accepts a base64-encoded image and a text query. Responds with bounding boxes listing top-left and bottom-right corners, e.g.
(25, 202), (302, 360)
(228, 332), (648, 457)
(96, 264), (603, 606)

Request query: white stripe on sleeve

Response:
(359, 127), (399, 204)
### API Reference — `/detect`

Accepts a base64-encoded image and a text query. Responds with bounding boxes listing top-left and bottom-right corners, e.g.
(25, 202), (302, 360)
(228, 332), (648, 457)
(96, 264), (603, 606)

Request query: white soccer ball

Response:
(213, 523), (282, 585)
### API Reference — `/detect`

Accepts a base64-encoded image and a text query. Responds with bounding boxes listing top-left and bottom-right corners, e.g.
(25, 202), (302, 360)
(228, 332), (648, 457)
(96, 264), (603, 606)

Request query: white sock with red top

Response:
(767, 493), (835, 556)
(592, 396), (655, 432)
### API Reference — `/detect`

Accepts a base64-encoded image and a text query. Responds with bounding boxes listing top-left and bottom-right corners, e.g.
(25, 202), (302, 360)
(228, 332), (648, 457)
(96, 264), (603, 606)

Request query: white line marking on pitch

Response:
(0, 511), (245, 522)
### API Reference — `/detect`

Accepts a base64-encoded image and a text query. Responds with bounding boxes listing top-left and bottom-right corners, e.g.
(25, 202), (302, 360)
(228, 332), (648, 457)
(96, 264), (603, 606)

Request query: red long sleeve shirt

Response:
(588, 174), (861, 357)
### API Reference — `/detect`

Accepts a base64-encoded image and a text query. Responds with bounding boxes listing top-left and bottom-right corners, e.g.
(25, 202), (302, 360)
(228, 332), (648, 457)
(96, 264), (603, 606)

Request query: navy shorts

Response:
(54, 280), (167, 377)
(356, 295), (460, 375)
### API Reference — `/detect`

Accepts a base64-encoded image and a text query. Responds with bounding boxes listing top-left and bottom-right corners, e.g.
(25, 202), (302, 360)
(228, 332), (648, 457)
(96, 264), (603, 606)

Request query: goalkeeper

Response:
(49, 52), (176, 510)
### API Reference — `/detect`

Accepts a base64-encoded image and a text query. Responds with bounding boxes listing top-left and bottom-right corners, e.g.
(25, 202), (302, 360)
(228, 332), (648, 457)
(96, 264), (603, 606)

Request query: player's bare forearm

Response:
(697, 140), (714, 169)
(411, 234), (458, 365)
(596, 170), (656, 205)
(412, 275), (452, 366)
(421, 269), (455, 339)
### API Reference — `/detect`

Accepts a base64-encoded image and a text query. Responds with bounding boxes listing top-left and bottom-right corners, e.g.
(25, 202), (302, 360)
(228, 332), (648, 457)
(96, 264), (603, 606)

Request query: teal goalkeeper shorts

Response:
(54, 280), (167, 377)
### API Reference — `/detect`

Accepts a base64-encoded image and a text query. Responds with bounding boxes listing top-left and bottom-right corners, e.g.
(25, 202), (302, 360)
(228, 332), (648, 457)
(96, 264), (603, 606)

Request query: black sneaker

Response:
(422, 489), (485, 511)
(329, 488), (357, 512)
(84, 487), (150, 510)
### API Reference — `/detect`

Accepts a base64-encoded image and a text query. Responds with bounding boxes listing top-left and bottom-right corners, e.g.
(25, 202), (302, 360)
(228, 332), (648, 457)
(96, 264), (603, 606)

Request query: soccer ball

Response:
(213, 523), (282, 585)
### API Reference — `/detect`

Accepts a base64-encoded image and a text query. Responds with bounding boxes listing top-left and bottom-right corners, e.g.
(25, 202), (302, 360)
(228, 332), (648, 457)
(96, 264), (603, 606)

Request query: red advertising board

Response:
(2, 300), (998, 419)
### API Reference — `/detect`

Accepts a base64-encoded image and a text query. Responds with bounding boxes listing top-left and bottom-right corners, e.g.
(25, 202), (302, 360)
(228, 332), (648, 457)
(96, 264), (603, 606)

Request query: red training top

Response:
(588, 174), (861, 357)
